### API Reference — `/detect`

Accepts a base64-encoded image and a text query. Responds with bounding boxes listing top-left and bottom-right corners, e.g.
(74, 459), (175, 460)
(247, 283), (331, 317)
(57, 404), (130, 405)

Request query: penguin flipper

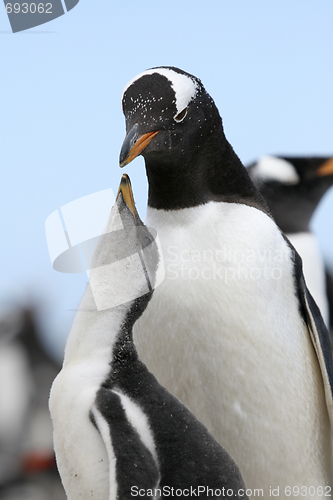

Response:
(325, 269), (333, 332)
(293, 249), (333, 426)
(91, 388), (160, 497)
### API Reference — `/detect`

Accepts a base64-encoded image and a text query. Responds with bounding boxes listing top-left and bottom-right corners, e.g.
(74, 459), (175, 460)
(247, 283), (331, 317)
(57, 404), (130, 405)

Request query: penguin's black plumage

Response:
(120, 67), (267, 213)
(49, 174), (249, 500)
(248, 155), (333, 327)
(119, 67), (333, 496)
(247, 155), (333, 233)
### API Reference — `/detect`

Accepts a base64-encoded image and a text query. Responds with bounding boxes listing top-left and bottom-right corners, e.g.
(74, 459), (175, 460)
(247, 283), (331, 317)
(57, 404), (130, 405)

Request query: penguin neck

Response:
(145, 127), (269, 214)
(103, 294), (153, 388)
(261, 180), (332, 233)
(63, 282), (153, 378)
(61, 287), (115, 366)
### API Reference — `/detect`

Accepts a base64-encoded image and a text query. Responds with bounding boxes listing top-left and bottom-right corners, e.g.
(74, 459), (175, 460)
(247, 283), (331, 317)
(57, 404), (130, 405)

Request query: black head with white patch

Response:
(120, 67), (266, 212)
(248, 155), (333, 232)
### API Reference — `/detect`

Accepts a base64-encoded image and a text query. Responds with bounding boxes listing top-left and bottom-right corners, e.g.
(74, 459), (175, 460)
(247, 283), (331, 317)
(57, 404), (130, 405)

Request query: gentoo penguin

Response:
(119, 67), (333, 497)
(49, 174), (249, 500)
(248, 155), (333, 327)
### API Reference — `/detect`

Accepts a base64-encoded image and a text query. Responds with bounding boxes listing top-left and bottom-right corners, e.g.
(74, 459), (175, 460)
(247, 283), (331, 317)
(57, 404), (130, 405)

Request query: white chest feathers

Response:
(134, 202), (332, 495)
(49, 285), (127, 500)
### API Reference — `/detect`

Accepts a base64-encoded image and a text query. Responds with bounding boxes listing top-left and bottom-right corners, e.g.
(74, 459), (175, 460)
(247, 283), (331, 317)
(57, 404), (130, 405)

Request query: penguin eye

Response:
(173, 107), (188, 123)
(144, 236), (152, 247)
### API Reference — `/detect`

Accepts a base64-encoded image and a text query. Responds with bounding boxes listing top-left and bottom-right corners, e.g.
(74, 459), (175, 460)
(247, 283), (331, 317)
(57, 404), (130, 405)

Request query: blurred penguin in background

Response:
(248, 155), (333, 330)
(0, 307), (66, 500)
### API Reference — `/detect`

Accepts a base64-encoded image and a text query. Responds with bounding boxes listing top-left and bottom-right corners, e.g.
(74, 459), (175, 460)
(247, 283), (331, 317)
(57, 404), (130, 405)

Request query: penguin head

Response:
(248, 155), (333, 187)
(89, 174), (160, 314)
(116, 174), (160, 294)
(248, 155), (333, 232)
(119, 67), (222, 169)
(119, 67), (263, 210)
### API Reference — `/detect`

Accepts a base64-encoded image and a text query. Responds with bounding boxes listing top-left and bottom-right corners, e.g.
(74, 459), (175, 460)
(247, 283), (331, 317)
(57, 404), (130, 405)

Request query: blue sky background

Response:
(1, 1), (332, 361)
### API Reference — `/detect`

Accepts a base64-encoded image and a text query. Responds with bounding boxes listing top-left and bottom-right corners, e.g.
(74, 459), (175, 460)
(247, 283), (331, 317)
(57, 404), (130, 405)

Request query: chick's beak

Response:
(119, 123), (159, 168)
(116, 173), (139, 220)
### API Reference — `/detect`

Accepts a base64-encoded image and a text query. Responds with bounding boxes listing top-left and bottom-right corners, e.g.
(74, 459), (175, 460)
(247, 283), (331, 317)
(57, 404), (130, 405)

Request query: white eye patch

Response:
(122, 67), (198, 114)
(173, 107), (188, 123)
(250, 156), (300, 185)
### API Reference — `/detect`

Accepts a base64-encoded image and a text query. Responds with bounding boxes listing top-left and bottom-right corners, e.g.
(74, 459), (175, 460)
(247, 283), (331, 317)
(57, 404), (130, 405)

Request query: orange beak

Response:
(116, 173), (139, 220)
(119, 123), (159, 168)
(317, 157), (333, 177)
